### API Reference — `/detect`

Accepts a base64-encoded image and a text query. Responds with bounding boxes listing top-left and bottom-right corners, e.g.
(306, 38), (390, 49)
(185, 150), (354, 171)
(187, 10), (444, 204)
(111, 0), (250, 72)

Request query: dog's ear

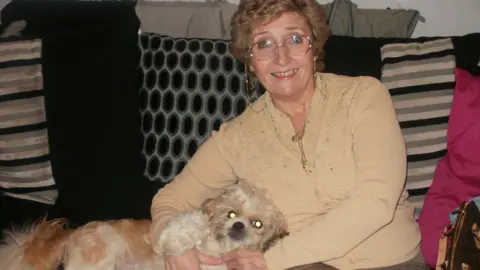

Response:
(260, 210), (290, 253)
(261, 229), (289, 253)
(278, 229), (289, 239)
(201, 198), (216, 217)
(260, 224), (290, 253)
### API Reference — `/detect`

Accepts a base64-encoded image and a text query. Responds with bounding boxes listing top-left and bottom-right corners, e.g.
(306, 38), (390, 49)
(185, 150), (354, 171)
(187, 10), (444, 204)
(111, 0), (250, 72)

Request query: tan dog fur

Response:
(0, 180), (288, 270)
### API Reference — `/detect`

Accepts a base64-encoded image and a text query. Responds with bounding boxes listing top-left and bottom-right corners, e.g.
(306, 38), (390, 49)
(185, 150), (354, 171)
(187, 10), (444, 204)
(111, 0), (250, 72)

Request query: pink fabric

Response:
(418, 68), (480, 268)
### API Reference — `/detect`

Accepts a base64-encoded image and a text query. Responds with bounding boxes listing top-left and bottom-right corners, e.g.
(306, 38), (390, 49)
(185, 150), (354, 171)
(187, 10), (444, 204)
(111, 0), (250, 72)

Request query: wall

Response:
(144, 0), (480, 38)
(314, 0), (480, 38)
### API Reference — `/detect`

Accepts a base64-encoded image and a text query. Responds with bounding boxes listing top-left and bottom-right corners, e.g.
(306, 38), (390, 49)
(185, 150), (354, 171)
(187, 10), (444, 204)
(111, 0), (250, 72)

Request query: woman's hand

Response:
(164, 248), (223, 270)
(222, 249), (268, 270)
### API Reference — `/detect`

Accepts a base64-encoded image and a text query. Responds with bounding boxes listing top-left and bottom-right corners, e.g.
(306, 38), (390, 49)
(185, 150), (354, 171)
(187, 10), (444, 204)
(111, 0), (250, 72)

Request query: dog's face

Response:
(202, 181), (289, 253)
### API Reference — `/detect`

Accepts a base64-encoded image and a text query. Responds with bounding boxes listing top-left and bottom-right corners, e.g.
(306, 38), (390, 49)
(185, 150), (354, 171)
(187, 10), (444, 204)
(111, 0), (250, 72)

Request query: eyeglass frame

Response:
(245, 34), (313, 61)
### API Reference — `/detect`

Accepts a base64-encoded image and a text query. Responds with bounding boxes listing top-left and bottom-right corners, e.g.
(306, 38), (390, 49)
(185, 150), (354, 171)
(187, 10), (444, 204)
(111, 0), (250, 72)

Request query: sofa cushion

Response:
(1, 2), (158, 224)
(418, 68), (480, 268)
(379, 37), (456, 217)
(324, 35), (383, 79)
(452, 33), (480, 76)
(138, 32), (262, 184)
(0, 35), (57, 205)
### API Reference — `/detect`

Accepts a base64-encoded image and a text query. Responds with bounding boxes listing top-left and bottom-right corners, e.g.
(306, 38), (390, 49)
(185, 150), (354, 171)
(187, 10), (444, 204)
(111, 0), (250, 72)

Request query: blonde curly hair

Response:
(230, 0), (330, 72)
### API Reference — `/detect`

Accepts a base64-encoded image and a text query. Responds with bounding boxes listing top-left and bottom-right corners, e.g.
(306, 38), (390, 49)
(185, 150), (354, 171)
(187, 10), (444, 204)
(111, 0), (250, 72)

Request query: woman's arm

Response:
(149, 123), (240, 249)
(264, 77), (407, 269)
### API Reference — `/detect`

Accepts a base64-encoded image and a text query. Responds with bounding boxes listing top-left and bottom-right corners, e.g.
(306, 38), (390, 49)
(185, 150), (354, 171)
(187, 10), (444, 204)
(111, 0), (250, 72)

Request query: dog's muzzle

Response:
(228, 221), (246, 240)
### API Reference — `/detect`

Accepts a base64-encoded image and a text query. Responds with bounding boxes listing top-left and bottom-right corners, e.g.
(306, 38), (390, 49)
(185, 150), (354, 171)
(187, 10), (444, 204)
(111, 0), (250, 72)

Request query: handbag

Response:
(436, 199), (480, 270)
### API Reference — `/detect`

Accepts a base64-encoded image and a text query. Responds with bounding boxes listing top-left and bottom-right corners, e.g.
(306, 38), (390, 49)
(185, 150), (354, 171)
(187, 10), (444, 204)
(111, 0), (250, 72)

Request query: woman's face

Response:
(249, 12), (315, 101)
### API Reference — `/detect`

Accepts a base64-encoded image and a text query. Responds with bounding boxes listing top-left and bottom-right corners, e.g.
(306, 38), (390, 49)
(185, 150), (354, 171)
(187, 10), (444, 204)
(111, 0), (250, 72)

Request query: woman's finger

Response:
(198, 252), (223, 266)
(225, 260), (242, 270)
(227, 256), (267, 270)
(222, 250), (243, 262)
(165, 260), (171, 270)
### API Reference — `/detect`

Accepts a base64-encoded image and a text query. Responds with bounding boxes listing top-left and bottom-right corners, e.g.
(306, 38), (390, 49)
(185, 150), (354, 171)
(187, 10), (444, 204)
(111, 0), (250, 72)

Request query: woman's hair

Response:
(230, 0), (330, 72)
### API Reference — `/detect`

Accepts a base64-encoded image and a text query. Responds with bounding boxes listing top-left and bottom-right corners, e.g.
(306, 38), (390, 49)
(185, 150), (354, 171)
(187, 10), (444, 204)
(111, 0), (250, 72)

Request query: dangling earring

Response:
(244, 60), (265, 112)
(244, 61), (254, 107)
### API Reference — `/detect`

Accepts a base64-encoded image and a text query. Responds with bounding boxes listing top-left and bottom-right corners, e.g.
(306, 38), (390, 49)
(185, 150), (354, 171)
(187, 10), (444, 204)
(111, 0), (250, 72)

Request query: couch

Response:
(1, 1), (480, 267)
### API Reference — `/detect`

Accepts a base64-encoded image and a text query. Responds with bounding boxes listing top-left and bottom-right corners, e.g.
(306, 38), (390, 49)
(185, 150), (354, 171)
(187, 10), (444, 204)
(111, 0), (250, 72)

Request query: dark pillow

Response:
(3, 1), (158, 225)
(137, 32), (262, 185)
(452, 33), (480, 76)
(324, 35), (383, 79)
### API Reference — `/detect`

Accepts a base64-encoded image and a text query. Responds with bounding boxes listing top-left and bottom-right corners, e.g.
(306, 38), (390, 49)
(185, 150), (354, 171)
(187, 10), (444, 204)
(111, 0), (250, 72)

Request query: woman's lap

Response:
(286, 252), (429, 270)
(361, 252), (429, 270)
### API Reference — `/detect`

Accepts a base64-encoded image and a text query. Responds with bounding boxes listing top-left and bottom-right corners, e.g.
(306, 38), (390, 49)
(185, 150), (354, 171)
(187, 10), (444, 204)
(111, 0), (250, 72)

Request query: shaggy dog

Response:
(0, 180), (289, 270)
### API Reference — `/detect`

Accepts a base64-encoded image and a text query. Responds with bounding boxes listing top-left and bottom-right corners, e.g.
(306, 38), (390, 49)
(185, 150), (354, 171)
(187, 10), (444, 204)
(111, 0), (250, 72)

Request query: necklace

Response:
(265, 73), (326, 173)
(267, 104), (311, 173)
(267, 86), (315, 173)
(292, 131), (310, 173)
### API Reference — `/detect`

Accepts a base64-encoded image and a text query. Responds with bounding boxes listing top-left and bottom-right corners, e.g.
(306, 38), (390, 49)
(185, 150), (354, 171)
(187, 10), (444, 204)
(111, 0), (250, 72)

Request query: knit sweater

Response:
(150, 73), (422, 270)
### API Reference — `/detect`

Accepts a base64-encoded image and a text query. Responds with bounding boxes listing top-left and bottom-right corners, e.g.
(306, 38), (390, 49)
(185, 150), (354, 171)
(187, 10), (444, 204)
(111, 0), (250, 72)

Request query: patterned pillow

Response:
(137, 32), (261, 183)
(380, 38), (456, 216)
(0, 36), (57, 204)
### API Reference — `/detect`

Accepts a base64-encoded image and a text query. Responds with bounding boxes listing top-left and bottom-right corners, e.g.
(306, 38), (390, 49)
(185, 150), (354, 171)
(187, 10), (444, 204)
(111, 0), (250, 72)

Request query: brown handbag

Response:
(436, 200), (480, 270)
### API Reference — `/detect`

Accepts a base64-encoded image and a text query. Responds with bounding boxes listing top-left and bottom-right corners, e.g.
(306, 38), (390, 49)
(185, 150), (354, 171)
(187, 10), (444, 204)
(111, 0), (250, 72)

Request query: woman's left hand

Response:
(222, 249), (268, 270)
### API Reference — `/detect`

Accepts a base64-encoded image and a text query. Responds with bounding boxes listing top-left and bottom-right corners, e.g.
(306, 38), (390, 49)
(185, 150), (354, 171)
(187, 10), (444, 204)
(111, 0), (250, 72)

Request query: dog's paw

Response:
(156, 211), (210, 256)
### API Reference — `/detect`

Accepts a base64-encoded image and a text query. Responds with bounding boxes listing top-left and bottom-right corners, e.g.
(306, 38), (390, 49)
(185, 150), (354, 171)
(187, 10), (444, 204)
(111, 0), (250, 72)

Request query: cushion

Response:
(324, 35), (382, 79)
(19, 2), (156, 224)
(0, 35), (57, 205)
(379, 37), (456, 217)
(137, 32), (262, 184)
(452, 33), (480, 76)
(418, 68), (480, 268)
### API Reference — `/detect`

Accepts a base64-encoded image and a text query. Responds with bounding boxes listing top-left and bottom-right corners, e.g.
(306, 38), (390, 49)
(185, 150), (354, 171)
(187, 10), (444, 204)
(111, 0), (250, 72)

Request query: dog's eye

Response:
(228, 211), (237, 219)
(251, 220), (263, 228)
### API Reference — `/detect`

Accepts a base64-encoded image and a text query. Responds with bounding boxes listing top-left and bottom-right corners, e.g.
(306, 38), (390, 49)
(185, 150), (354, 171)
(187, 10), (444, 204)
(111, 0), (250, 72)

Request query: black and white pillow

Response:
(137, 32), (262, 183)
(380, 38), (456, 217)
(0, 36), (57, 204)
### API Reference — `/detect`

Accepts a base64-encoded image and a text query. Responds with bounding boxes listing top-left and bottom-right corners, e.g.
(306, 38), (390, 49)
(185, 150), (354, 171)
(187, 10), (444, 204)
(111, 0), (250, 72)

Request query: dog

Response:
(0, 180), (289, 270)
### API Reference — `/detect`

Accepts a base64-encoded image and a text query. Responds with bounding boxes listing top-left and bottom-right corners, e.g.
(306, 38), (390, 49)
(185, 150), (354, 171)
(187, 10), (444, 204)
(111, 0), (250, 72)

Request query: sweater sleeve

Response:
(149, 123), (240, 249)
(264, 77), (407, 269)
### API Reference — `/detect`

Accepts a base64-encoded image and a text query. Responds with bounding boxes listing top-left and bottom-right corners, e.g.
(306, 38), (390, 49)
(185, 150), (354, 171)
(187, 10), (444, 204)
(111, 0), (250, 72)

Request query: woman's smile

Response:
(271, 68), (299, 79)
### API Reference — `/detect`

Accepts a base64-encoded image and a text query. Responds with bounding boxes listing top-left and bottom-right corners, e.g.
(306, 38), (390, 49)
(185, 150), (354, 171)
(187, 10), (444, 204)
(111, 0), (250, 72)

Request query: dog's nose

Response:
(232, 222), (245, 231)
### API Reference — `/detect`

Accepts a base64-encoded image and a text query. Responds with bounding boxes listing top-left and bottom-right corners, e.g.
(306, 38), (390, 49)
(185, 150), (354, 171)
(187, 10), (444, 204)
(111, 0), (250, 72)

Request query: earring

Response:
(244, 62), (257, 108)
(243, 61), (265, 113)
(244, 62), (253, 107)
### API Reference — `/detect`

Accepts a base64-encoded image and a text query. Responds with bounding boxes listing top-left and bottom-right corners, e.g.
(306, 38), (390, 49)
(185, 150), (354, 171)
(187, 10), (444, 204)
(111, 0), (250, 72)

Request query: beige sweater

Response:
(150, 73), (421, 270)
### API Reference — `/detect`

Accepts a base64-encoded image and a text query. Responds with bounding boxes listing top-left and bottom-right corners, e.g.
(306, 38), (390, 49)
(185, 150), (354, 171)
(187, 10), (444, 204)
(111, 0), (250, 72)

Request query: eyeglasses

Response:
(246, 34), (312, 61)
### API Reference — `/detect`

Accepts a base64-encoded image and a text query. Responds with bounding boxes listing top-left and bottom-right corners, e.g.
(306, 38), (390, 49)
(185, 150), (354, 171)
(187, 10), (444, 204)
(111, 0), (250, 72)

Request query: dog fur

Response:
(0, 180), (289, 270)
(0, 218), (72, 270)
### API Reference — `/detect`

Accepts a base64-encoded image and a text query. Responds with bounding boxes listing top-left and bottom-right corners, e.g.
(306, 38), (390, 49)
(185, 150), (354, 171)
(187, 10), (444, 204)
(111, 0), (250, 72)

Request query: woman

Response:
(149, 0), (425, 269)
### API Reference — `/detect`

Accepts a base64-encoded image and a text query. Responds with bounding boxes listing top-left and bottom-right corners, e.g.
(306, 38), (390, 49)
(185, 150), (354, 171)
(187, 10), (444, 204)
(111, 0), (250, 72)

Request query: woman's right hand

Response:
(164, 248), (224, 270)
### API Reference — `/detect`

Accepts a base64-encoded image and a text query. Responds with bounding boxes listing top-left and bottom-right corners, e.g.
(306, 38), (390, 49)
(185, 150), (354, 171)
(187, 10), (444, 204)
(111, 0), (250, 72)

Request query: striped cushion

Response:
(0, 36), (57, 204)
(380, 38), (456, 216)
